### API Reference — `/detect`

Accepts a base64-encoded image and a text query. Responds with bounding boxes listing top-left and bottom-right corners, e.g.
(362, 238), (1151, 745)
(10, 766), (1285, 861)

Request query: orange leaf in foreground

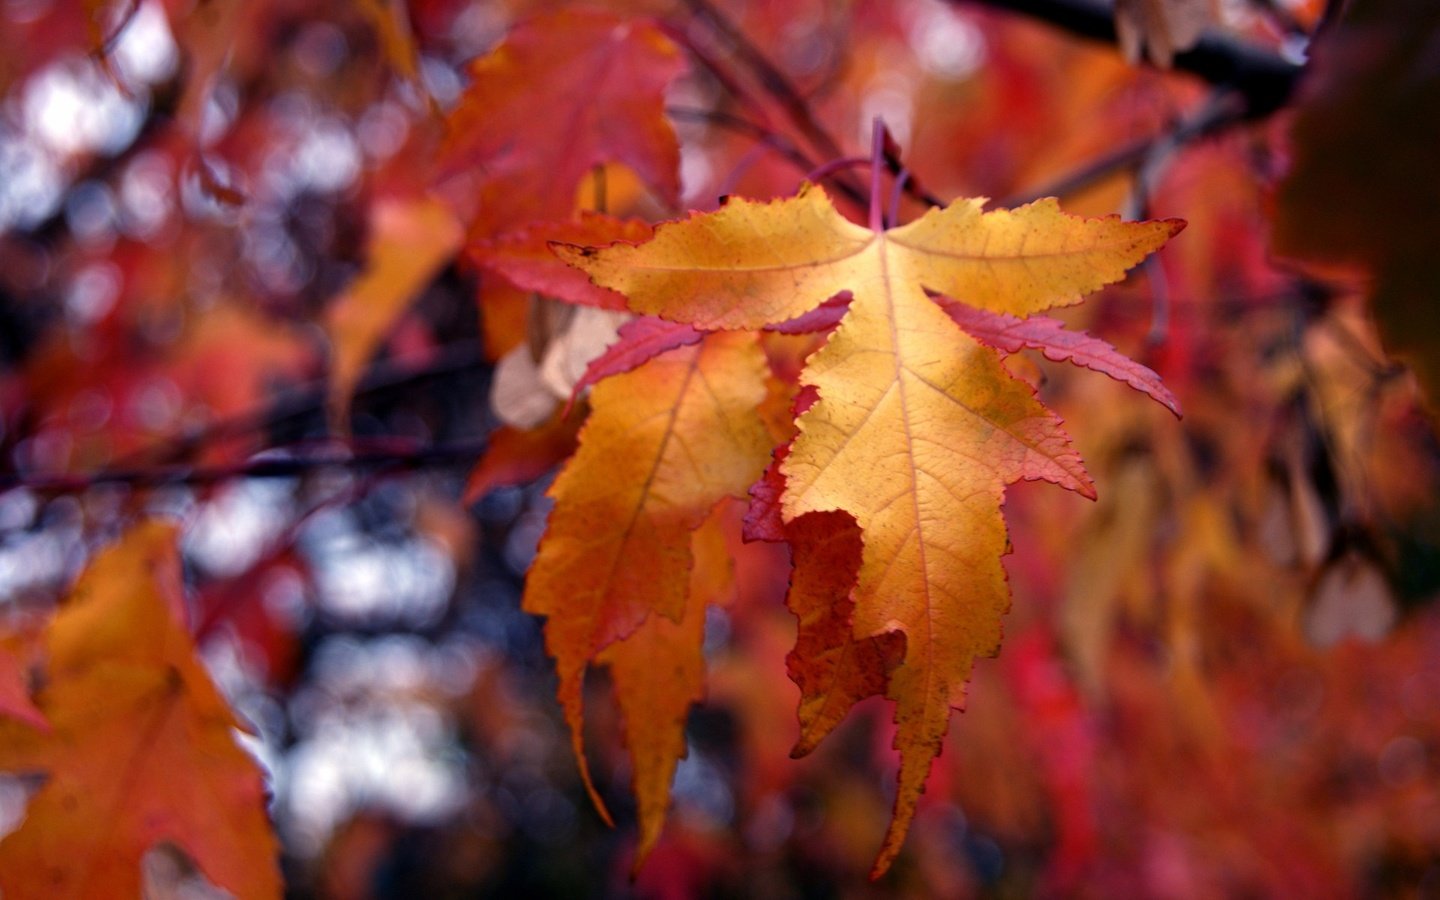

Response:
(523, 332), (771, 820)
(561, 184), (1181, 875)
(0, 522), (280, 900)
(599, 511), (733, 870)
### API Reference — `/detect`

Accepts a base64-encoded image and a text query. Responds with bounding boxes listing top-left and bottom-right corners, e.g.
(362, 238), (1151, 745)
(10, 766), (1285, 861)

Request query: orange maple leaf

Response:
(522, 332), (772, 856)
(598, 510), (734, 871)
(558, 182), (1181, 875)
(0, 522), (280, 900)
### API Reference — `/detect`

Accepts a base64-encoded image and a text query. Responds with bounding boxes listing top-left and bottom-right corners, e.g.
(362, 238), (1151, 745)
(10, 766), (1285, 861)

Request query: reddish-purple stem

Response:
(887, 168), (911, 229)
(869, 118), (885, 233)
(806, 156), (871, 185)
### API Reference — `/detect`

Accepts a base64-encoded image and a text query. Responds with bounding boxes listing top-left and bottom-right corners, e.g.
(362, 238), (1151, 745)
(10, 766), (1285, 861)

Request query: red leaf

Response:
(463, 416), (581, 504)
(765, 292), (852, 335)
(936, 296), (1181, 416)
(743, 387), (818, 543)
(743, 450), (788, 544)
(470, 213), (655, 311)
(441, 10), (684, 235)
(567, 317), (704, 414)
(785, 511), (905, 758)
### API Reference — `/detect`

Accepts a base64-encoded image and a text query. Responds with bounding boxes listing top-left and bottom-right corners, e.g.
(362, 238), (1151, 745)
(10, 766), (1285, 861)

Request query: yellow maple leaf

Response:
(558, 183), (1181, 875)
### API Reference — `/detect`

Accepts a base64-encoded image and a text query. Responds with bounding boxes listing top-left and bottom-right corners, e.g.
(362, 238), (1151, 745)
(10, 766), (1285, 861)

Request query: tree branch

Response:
(103, 340), (491, 470)
(955, 0), (1303, 118)
(0, 439), (486, 496)
(679, 0), (852, 163)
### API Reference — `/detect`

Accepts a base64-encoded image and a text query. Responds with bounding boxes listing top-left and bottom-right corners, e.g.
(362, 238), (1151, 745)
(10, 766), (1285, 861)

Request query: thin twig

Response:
(680, 0), (851, 163)
(666, 106), (816, 169)
(95, 0), (143, 55)
(1002, 136), (1158, 208)
(665, 105), (870, 208)
(877, 139), (944, 209)
(807, 156), (872, 184)
(657, 18), (773, 124)
(868, 120), (886, 232)
(0, 440), (487, 496)
(888, 168), (912, 229)
(102, 341), (490, 471)
(1312, 0), (1348, 40)
(668, 5), (944, 211)
(193, 477), (365, 639)
(687, 0), (943, 208)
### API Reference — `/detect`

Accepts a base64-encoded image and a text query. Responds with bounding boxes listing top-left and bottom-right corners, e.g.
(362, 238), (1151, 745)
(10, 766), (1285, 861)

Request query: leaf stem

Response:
(869, 118), (885, 232)
(807, 156), (872, 184)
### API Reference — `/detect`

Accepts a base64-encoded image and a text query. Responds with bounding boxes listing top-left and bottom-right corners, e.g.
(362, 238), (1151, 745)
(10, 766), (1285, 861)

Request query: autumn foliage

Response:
(0, 0), (1438, 897)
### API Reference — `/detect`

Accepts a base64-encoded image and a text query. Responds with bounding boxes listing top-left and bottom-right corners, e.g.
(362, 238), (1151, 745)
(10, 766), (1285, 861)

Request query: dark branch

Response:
(671, 2), (946, 212)
(0, 440), (486, 496)
(956, 0), (1303, 119)
(664, 106), (847, 197)
(104, 341), (490, 470)
(680, 0), (852, 162)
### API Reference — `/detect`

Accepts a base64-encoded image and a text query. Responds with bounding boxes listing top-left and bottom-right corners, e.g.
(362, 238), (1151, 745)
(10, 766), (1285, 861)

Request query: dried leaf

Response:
(491, 343), (560, 429)
(537, 307), (632, 400)
(1305, 550), (1398, 647)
